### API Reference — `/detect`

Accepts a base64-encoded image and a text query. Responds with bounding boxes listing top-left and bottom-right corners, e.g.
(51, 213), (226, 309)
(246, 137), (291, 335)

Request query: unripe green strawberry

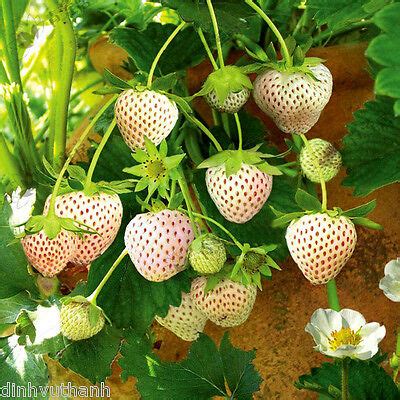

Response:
(299, 138), (342, 183)
(60, 300), (105, 341)
(188, 233), (226, 274)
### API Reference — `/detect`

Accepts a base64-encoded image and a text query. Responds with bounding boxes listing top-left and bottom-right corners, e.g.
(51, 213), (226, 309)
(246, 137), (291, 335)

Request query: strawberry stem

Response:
(234, 113), (243, 151)
(326, 279), (340, 311)
(244, 0), (292, 67)
(197, 27), (218, 70)
(178, 177), (200, 237)
(299, 134), (328, 211)
(47, 95), (117, 216)
(146, 21), (186, 89)
(87, 248), (128, 304)
(341, 358), (349, 400)
(45, 0), (77, 171)
(84, 118), (116, 189)
(205, 0), (225, 68)
(188, 210), (244, 252)
(186, 114), (223, 152)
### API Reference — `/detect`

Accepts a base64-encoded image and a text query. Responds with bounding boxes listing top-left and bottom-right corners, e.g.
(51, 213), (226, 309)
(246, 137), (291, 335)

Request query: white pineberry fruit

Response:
(21, 230), (77, 277)
(253, 64), (333, 134)
(299, 138), (342, 183)
(44, 192), (123, 267)
(124, 209), (195, 282)
(205, 89), (250, 113)
(155, 292), (207, 341)
(114, 89), (179, 150)
(205, 163), (273, 223)
(190, 277), (257, 327)
(286, 213), (357, 285)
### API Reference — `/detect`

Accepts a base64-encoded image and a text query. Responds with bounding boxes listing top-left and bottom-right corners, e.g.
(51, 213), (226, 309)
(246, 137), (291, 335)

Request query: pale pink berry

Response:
(21, 230), (77, 277)
(190, 277), (257, 327)
(286, 213), (357, 284)
(124, 209), (195, 282)
(205, 163), (273, 223)
(253, 64), (332, 134)
(114, 89), (179, 150)
(155, 292), (207, 341)
(44, 192), (123, 267)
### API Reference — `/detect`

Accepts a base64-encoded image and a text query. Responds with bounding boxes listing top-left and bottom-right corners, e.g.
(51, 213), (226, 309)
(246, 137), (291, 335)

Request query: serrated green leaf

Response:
(295, 189), (322, 211)
(120, 331), (261, 399)
(342, 98), (400, 196)
(295, 359), (399, 399)
(0, 204), (39, 299)
(0, 292), (37, 324)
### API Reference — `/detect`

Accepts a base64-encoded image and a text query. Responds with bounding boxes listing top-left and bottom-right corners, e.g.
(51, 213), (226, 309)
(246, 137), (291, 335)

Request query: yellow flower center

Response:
(146, 159), (165, 180)
(328, 328), (362, 351)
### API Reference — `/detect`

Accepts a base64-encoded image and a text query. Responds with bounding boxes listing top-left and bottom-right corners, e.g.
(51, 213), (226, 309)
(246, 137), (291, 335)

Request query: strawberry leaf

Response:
(342, 97), (400, 195)
(295, 189), (322, 212)
(0, 203), (39, 299)
(119, 331), (262, 399)
(295, 359), (399, 399)
(104, 68), (132, 90)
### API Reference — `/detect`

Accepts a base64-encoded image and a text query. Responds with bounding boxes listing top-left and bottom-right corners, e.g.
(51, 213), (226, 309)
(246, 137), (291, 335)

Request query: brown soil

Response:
(49, 41), (399, 399)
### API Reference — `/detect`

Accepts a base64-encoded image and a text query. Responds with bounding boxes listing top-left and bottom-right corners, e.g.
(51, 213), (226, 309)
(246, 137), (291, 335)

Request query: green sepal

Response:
(342, 200), (377, 218)
(235, 34), (269, 63)
(150, 72), (180, 92)
(104, 68), (132, 90)
(270, 211), (306, 228)
(204, 275), (222, 294)
(265, 43), (277, 62)
(197, 65), (253, 105)
(293, 46), (305, 67)
(168, 191), (184, 210)
(284, 36), (297, 56)
(352, 217), (383, 230)
(295, 189), (322, 212)
(198, 148), (284, 177)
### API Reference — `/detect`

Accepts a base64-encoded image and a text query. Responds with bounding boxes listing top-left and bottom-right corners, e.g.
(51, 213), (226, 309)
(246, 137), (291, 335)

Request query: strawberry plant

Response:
(1, 0), (400, 399)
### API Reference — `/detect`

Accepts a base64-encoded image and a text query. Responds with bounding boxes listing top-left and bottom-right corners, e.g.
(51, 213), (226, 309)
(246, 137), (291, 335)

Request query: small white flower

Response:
(5, 187), (36, 235)
(379, 258), (400, 302)
(305, 308), (386, 360)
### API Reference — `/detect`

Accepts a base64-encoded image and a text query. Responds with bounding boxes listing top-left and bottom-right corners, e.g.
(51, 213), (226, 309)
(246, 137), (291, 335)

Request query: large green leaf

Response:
(295, 359), (399, 399)
(161, 0), (255, 36)
(110, 23), (205, 75)
(0, 335), (48, 399)
(341, 97), (400, 196)
(0, 291), (37, 324)
(120, 332), (262, 399)
(366, 3), (400, 115)
(0, 204), (38, 299)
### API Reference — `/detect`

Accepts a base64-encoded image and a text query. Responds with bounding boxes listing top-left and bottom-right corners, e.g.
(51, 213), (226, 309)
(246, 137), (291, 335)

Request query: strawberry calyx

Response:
(230, 243), (281, 289)
(61, 295), (110, 326)
(192, 65), (253, 106)
(23, 213), (98, 240)
(124, 137), (185, 200)
(271, 188), (382, 230)
(235, 34), (325, 79)
(197, 145), (286, 177)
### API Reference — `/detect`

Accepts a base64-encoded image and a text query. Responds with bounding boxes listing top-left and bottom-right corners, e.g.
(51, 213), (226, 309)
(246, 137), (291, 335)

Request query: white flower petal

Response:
(384, 258), (400, 279)
(340, 309), (366, 331)
(309, 308), (342, 337)
(379, 275), (400, 302)
(305, 323), (330, 349)
(6, 187), (36, 235)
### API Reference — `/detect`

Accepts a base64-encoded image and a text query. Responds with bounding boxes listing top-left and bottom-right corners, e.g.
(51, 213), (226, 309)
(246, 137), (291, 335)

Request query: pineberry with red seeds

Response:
(21, 230), (76, 277)
(205, 163), (273, 223)
(285, 213), (357, 284)
(190, 277), (257, 327)
(124, 209), (195, 282)
(60, 300), (105, 341)
(205, 89), (250, 114)
(44, 192), (123, 267)
(114, 89), (179, 151)
(253, 64), (332, 134)
(155, 292), (207, 341)
(299, 138), (342, 183)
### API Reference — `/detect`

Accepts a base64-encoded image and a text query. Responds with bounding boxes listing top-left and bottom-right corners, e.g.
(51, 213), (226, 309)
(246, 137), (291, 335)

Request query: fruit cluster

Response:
(15, 5), (380, 343)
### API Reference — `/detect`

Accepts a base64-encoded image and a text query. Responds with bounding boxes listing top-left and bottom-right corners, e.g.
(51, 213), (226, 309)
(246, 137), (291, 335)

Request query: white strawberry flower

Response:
(5, 187), (36, 235)
(305, 308), (386, 360)
(379, 258), (400, 302)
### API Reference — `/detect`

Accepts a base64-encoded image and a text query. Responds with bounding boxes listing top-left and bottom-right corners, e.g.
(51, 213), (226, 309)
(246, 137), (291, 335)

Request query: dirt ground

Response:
(48, 42), (400, 399)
